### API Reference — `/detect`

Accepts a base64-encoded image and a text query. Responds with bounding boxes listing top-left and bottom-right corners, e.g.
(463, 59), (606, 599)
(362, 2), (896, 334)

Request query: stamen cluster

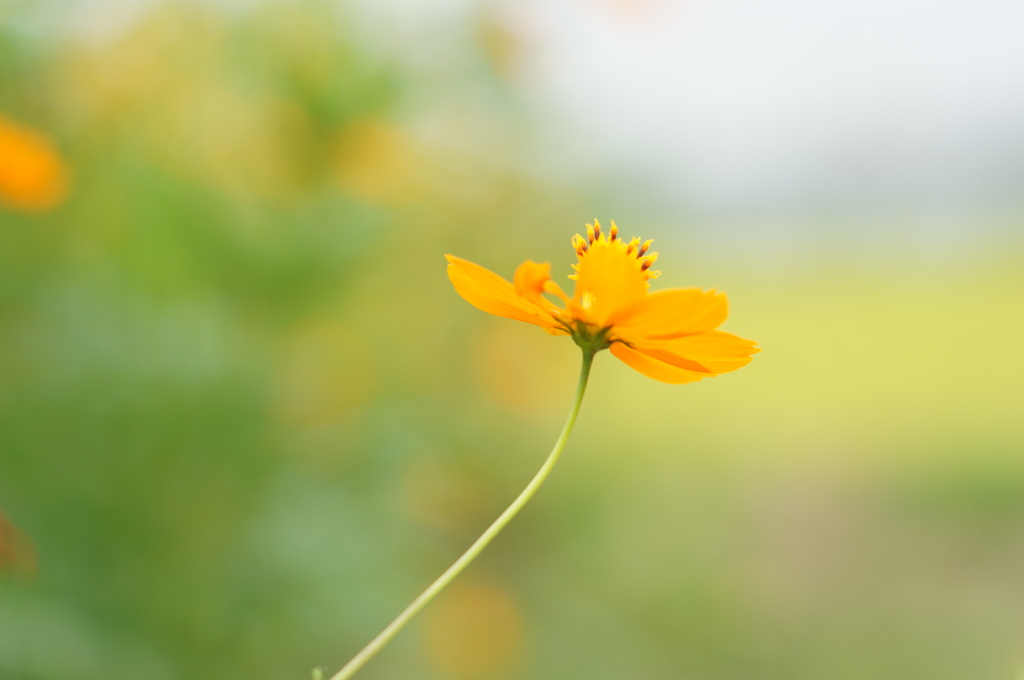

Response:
(570, 220), (660, 280)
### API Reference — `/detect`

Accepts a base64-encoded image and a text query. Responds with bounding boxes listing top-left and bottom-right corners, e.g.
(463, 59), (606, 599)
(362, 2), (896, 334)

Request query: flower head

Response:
(446, 220), (759, 383)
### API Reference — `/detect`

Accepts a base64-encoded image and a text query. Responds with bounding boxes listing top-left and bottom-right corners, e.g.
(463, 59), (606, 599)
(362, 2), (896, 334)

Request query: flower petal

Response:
(512, 260), (567, 318)
(611, 330), (759, 383)
(611, 288), (728, 341)
(610, 342), (709, 384)
(446, 254), (561, 330)
(632, 330), (760, 374)
(513, 260), (551, 299)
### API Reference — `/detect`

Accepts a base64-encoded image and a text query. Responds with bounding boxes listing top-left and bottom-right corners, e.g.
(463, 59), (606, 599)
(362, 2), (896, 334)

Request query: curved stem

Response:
(328, 349), (596, 680)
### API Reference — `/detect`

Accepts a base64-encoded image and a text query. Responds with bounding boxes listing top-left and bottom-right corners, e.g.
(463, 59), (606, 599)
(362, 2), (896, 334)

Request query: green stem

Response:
(328, 349), (596, 680)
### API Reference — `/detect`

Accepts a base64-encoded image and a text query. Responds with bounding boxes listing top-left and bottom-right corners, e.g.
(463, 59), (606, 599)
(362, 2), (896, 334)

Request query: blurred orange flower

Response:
(447, 220), (759, 383)
(422, 579), (526, 678)
(0, 116), (70, 211)
(0, 511), (37, 578)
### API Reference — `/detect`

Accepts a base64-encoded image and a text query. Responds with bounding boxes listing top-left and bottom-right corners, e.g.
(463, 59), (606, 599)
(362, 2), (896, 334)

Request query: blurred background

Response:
(2, 0), (1023, 678)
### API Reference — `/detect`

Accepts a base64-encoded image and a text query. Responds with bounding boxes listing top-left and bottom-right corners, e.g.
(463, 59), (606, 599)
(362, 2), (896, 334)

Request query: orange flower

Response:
(446, 220), (759, 383)
(0, 115), (70, 211)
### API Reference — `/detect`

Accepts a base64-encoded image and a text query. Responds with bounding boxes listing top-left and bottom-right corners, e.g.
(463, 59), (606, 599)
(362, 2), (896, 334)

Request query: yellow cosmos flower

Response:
(446, 220), (759, 383)
(326, 221), (760, 680)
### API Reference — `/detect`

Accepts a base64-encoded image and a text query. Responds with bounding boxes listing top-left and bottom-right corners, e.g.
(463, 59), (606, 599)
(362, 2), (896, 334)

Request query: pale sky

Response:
(361, 0), (1024, 220)
(523, 0), (1024, 216)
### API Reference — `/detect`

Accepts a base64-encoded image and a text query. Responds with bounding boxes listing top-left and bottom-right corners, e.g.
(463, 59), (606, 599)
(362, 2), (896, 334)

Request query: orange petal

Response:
(446, 255), (561, 330)
(610, 342), (709, 384)
(632, 330), (760, 375)
(610, 288), (728, 341)
(513, 260), (551, 299)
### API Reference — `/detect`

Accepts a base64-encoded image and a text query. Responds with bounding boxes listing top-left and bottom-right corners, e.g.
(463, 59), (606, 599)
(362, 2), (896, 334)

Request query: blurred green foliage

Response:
(2, 2), (1024, 680)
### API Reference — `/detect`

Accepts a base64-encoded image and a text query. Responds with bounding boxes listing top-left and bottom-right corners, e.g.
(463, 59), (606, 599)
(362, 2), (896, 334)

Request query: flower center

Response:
(565, 220), (660, 327)
(571, 220), (660, 279)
